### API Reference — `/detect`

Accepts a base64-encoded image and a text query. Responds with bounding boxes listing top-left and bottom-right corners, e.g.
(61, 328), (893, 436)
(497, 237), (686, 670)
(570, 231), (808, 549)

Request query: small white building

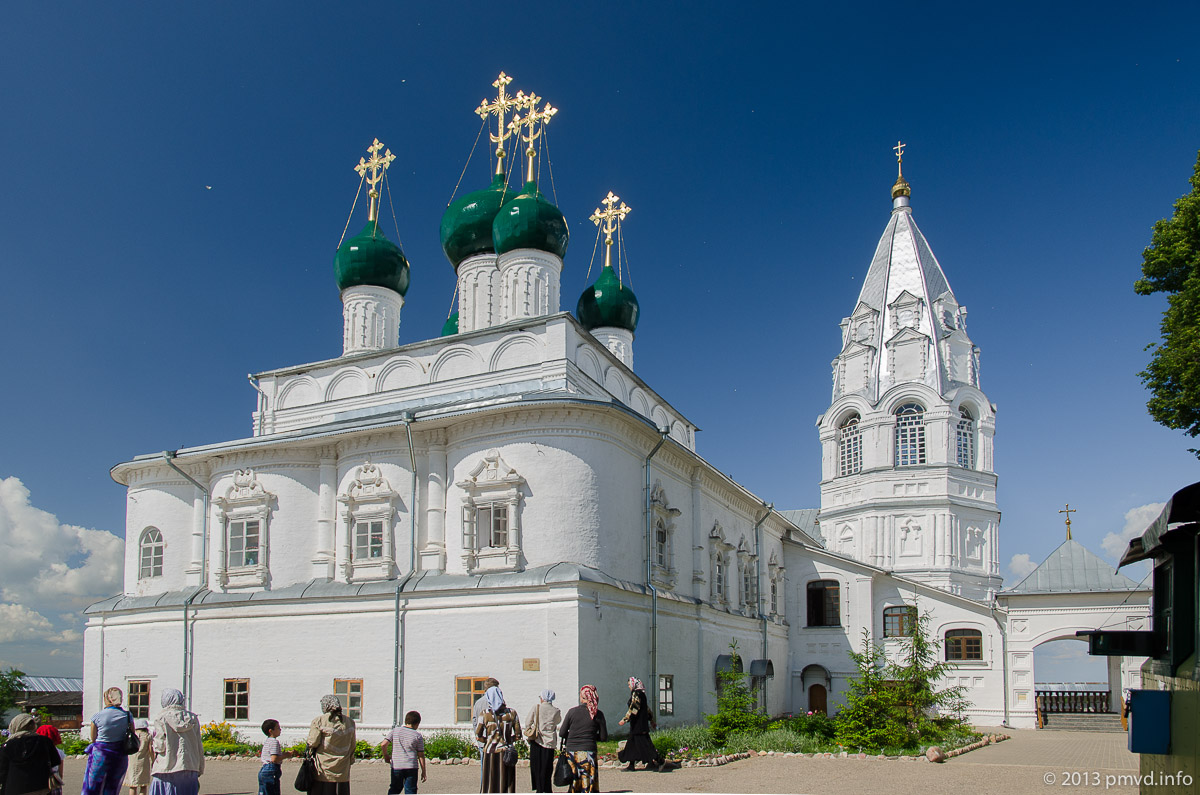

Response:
(83, 106), (1147, 738)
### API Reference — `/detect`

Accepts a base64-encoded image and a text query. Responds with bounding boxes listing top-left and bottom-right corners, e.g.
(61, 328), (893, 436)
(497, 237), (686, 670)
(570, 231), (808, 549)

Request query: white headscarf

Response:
(484, 685), (505, 712)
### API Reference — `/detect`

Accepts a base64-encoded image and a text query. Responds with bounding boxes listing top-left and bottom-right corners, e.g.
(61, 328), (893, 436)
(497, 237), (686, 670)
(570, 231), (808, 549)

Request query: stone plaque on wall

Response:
(522, 658), (540, 671)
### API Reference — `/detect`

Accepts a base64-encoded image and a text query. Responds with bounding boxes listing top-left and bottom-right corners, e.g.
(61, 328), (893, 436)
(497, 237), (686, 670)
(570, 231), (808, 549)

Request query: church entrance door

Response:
(808, 684), (827, 714)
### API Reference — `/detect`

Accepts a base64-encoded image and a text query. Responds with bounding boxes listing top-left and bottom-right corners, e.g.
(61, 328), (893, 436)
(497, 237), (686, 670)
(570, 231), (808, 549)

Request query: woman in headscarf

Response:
(124, 720), (152, 795)
(82, 687), (132, 795)
(474, 686), (520, 793)
(0, 714), (58, 795)
(617, 676), (665, 771)
(149, 689), (203, 795)
(523, 690), (560, 793)
(306, 695), (356, 795)
(35, 725), (64, 795)
(557, 685), (607, 793)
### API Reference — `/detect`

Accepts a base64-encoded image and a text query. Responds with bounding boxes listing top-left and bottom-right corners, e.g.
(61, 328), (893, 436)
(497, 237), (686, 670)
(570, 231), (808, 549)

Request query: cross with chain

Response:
(508, 91), (558, 184)
(475, 72), (520, 175)
(589, 191), (631, 271)
(354, 138), (396, 222)
(1059, 504), (1076, 540)
(893, 140), (906, 176)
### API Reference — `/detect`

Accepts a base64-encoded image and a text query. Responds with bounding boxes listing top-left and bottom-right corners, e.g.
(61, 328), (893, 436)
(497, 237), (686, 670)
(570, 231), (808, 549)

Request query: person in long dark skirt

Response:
(616, 677), (666, 771)
(523, 690), (560, 793)
(475, 686), (520, 793)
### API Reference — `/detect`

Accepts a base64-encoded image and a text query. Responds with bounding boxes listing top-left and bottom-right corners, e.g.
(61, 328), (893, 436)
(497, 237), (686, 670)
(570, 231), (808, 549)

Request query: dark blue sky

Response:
(2, 1), (1198, 585)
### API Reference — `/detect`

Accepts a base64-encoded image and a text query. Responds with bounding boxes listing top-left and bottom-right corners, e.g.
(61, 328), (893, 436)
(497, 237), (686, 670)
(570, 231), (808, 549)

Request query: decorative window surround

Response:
(767, 551), (786, 621)
(737, 536), (757, 616)
(338, 462), (399, 582)
(214, 469), (273, 589)
(649, 481), (678, 589)
(457, 449), (524, 573)
(708, 523), (733, 607)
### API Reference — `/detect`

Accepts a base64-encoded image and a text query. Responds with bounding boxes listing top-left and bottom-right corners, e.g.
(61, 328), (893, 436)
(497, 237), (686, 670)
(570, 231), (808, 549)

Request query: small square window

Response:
(223, 679), (249, 720)
(455, 676), (489, 723)
(228, 521), (260, 568)
(128, 681), (150, 719)
(354, 520), (385, 560)
(334, 679), (363, 721)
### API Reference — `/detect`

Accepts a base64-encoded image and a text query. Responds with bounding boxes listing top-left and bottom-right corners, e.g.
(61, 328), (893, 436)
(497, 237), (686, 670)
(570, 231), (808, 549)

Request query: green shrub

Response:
(202, 741), (261, 756)
(706, 640), (767, 745)
(200, 721), (241, 744)
(284, 741), (307, 756)
(650, 724), (717, 755)
(722, 728), (806, 753)
(424, 731), (476, 760)
(61, 733), (89, 755)
(773, 711), (836, 740)
(354, 740), (379, 759)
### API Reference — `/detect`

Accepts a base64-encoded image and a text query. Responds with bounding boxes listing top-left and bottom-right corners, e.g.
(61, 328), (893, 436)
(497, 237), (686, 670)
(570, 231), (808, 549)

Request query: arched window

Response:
(945, 628), (983, 660)
(883, 605), (917, 638)
(894, 404), (926, 466)
(139, 528), (164, 579)
(838, 413), (862, 476)
(807, 580), (840, 627)
(955, 408), (975, 468)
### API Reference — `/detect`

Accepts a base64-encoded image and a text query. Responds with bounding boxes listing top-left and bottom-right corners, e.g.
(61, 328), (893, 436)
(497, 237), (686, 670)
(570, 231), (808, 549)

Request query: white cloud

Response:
(0, 477), (123, 672)
(1007, 553), (1038, 580)
(1101, 502), (1166, 561)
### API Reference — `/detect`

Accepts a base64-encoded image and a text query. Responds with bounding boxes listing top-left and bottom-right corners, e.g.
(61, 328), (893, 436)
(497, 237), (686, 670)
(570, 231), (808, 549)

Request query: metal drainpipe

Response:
(163, 451), (209, 712)
(753, 502), (772, 712)
(990, 600), (1010, 727)
(394, 411), (418, 726)
(644, 428), (669, 706)
(247, 374), (267, 435)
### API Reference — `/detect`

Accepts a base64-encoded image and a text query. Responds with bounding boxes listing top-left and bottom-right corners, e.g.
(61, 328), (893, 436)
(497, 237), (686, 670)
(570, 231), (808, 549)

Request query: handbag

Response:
(502, 745), (518, 767)
(122, 711), (140, 755)
(552, 739), (575, 787)
(294, 754), (317, 792)
(523, 703), (539, 741)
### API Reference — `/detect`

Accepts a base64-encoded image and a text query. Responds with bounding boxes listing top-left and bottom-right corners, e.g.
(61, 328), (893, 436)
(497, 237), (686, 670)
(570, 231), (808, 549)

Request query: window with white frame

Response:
(648, 482), (678, 588)
(139, 528), (164, 579)
(956, 408), (976, 468)
(338, 462), (399, 582)
(658, 674), (674, 716)
(838, 414), (862, 476)
(895, 403), (926, 466)
(457, 450), (525, 572)
(709, 524), (733, 606)
(767, 552), (786, 620)
(214, 469), (273, 589)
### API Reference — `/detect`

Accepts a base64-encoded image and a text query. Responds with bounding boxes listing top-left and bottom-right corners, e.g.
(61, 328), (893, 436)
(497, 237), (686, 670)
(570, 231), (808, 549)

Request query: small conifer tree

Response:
(706, 640), (767, 745)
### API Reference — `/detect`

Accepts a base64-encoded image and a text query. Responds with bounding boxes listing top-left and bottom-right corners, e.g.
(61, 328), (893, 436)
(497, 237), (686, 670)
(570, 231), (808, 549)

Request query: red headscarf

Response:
(580, 685), (599, 719)
(36, 724), (62, 745)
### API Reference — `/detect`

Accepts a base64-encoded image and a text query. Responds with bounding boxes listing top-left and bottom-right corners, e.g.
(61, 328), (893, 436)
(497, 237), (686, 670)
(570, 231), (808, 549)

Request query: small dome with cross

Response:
(334, 221), (410, 295)
(492, 181), (569, 258)
(440, 173), (521, 270)
(577, 264), (639, 332)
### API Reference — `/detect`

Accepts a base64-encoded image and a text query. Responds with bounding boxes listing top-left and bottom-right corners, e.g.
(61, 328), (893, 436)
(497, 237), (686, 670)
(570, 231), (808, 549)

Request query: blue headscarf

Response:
(539, 689), (556, 703)
(484, 686), (505, 712)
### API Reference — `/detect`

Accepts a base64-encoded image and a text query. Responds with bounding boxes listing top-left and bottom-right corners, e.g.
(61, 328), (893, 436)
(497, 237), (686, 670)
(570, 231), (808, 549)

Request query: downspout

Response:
(247, 374), (267, 435)
(990, 599), (1010, 727)
(753, 502), (772, 712)
(163, 450), (209, 713)
(644, 428), (669, 707)
(394, 411), (418, 727)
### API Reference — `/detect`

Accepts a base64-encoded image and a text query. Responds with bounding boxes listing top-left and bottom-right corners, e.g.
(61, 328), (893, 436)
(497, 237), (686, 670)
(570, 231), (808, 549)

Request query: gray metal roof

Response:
(86, 563), (706, 615)
(19, 676), (84, 692)
(778, 508), (822, 546)
(1003, 538), (1143, 594)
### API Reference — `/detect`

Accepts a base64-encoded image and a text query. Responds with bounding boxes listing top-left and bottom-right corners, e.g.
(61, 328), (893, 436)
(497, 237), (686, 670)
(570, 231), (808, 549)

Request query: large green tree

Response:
(0, 667), (27, 714)
(1136, 150), (1200, 457)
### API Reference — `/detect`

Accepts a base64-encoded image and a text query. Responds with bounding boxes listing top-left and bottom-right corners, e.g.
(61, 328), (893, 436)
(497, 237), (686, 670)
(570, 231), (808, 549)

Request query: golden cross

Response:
(475, 72), (520, 176)
(508, 91), (558, 184)
(893, 140), (906, 177)
(354, 138), (396, 222)
(1058, 504), (1077, 541)
(589, 191), (631, 271)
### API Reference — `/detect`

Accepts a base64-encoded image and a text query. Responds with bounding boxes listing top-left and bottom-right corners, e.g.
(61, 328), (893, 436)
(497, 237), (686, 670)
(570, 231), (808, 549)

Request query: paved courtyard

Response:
(61, 728), (1143, 794)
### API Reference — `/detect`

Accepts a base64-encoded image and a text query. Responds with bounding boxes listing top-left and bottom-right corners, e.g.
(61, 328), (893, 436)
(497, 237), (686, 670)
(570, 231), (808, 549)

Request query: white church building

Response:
(83, 77), (1149, 738)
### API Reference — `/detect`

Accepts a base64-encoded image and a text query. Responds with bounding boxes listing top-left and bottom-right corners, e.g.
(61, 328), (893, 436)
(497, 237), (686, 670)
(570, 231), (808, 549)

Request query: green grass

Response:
(646, 723), (984, 758)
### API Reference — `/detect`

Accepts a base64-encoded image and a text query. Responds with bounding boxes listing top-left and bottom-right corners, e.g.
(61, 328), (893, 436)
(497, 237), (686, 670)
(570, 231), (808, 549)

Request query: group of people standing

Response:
(470, 676), (669, 794)
(0, 676), (669, 795)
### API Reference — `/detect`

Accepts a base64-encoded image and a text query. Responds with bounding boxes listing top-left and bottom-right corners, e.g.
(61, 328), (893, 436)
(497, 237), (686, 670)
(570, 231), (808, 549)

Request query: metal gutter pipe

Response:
(990, 600), (1010, 727)
(753, 502), (772, 712)
(644, 429), (669, 709)
(394, 411), (418, 726)
(163, 451), (209, 712)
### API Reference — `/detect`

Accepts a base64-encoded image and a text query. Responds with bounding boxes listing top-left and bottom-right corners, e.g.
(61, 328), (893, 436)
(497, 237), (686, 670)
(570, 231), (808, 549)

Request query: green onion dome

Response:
(441, 311), (459, 337)
(492, 181), (569, 258)
(577, 264), (639, 333)
(334, 221), (410, 296)
(439, 173), (519, 270)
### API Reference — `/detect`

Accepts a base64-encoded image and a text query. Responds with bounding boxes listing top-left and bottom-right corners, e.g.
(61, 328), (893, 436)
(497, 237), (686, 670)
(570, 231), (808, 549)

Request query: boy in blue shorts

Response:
(258, 719), (290, 795)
